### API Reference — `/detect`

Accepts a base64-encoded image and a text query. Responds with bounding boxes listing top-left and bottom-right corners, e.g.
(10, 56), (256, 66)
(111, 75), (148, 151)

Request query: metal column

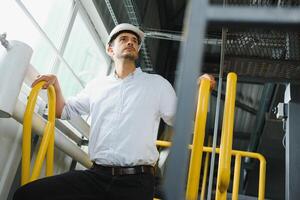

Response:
(163, 0), (208, 199)
(284, 84), (300, 200)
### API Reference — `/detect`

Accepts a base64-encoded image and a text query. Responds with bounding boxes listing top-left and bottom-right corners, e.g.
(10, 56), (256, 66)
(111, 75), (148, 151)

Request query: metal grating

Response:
(224, 57), (300, 81)
(225, 30), (300, 61)
(206, 7), (300, 81)
(204, 29), (300, 82)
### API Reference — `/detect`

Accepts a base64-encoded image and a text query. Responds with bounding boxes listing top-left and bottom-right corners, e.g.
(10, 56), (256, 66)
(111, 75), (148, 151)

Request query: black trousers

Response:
(13, 167), (155, 200)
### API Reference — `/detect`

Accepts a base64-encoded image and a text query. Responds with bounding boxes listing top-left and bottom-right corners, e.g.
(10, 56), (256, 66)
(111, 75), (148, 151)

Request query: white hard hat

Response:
(106, 23), (144, 53)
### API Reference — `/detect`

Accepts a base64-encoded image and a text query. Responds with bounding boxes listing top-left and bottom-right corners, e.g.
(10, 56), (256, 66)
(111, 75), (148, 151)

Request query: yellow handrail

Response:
(155, 141), (266, 200)
(21, 81), (56, 185)
(155, 72), (265, 200)
(186, 78), (211, 200)
(216, 72), (237, 200)
(206, 147), (266, 200)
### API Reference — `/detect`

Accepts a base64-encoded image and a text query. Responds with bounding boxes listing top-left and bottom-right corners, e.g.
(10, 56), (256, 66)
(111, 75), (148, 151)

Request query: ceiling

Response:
(93, 0), (300, 85)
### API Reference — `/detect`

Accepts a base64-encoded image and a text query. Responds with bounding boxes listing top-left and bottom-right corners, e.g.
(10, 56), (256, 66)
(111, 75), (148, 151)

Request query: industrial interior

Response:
(1, 0), (300, 199)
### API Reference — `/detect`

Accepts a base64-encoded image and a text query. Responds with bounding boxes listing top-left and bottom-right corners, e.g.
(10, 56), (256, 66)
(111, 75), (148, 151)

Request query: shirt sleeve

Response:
(159, 78), (177, 126)
(61, 87), (90, 120)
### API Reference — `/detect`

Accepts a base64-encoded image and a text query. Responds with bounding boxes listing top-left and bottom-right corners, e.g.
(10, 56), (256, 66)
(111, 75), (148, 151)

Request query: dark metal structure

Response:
(284, 84), (300, 200)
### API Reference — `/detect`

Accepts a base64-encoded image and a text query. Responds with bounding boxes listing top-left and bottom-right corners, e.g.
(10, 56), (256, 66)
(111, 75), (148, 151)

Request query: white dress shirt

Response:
(61, 68), (177, 166)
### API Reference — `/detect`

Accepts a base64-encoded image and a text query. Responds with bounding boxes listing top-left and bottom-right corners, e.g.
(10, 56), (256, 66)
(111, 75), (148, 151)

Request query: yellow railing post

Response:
(200, 137), (212, 200)
(216, 72), (237, 200)
(232, 154), (241, 200)
(46, 84), (56, 177)
(258, 155), (266, 200)
(21, 81), (56, 185)
(186, 78), (211, 200)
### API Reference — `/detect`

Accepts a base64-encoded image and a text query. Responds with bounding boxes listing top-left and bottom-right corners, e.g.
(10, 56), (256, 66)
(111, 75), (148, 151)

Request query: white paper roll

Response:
(0, 41), (33, 118)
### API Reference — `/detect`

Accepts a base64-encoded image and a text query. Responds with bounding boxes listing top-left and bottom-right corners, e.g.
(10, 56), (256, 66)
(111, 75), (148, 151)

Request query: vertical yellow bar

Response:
(46, 126), (54, 176)
(232, 154), (241, 200)
(186, 79), (211, 200)
(258, 156), (266, 200)
(22, 98), (34, 185)
(216, 190), (227, 200)
(46, 86), (56, 176)
(30, 123), (53, 182)
(216, 72), (237, 200)
(200, 137), (212, 200)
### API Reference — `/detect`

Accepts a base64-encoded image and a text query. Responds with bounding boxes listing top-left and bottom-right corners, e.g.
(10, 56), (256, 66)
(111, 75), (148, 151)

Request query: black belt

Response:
(91, 163), (155, 176)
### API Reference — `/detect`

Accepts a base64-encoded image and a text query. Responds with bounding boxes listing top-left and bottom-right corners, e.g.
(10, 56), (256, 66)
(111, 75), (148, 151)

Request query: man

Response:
(14, 23), (215, 200)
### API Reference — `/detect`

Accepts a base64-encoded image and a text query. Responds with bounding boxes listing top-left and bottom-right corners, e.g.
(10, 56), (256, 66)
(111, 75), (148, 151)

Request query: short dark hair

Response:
(108, 30), (141, 45)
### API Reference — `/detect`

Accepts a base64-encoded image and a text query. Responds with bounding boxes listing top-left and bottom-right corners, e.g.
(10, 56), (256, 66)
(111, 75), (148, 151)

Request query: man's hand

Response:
(198, 74), (216, 90)
(31, 74), (58, 89)
(31, 74), (65, 118)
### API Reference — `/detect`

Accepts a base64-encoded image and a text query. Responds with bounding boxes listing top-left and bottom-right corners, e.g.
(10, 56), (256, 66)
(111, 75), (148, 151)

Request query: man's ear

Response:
(107, 44), (114, 57)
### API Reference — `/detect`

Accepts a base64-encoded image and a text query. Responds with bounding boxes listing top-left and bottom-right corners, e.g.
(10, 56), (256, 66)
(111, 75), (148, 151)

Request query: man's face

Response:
(108, 32), (139, 61)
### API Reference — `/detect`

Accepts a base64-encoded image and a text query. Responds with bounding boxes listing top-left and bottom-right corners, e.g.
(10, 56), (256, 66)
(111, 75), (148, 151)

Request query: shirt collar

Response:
(112, 67), (142, 80)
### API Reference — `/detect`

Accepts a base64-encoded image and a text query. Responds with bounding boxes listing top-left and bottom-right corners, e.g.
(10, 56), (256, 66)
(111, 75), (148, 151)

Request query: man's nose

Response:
(127, 40), (134, 46)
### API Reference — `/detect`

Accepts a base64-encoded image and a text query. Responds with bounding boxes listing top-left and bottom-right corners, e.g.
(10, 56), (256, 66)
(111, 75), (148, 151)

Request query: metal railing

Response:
(156, 141), (266, 200)
(21, 81), (56, 186)
(156, 72), (266, 199)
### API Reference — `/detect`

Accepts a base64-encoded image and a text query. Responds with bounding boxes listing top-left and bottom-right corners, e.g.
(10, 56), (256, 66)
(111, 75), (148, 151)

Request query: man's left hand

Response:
(198, 74), (216, 90)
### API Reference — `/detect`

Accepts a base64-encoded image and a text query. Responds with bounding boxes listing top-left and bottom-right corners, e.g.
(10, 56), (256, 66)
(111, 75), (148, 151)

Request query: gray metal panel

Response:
(284, 84), (300, 200)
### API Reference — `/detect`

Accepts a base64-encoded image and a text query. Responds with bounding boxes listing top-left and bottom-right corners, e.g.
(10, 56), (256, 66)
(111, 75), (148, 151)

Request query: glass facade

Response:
(0, 0), (109, 97)
(57, 12), (109, 97)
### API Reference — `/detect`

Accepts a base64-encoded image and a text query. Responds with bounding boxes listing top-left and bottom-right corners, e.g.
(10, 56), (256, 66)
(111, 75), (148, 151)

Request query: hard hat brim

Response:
(106, 23), (144, 54)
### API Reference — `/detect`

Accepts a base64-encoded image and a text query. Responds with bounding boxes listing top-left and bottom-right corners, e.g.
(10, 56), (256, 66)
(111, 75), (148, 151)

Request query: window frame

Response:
(17, 0), (111, 89)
